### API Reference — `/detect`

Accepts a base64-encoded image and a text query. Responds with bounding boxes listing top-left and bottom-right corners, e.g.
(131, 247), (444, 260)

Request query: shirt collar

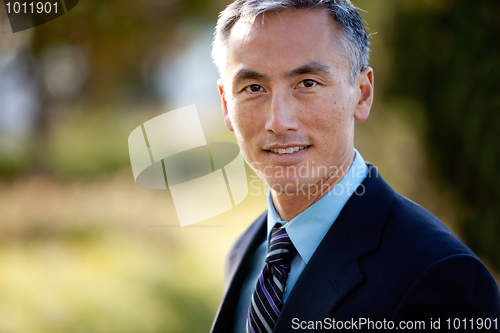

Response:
(266, 149), (369, 263)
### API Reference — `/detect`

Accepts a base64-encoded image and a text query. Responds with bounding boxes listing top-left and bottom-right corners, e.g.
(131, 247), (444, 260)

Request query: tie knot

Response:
(266, 226), (296, 267)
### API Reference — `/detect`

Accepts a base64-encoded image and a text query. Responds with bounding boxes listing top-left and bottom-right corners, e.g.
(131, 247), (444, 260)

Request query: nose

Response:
(264, 92), (299, 135)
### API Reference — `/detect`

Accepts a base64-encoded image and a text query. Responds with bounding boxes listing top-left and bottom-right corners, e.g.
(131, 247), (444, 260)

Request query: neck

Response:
(271, 149), (355, 222)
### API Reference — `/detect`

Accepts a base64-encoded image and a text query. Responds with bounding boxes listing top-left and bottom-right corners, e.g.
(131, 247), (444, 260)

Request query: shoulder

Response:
(387, 193), (474, 257)
(383, 194), (500, 314)
(388, 203), (500, 319)
(350, 178), (500, 318)
(372, 191), (481, 279)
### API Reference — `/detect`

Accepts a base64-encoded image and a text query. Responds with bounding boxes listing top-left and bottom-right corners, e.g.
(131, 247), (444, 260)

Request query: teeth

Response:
(271, 146), (306, 154)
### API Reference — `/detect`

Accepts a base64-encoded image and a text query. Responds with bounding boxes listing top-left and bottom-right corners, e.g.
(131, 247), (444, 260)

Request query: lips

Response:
(264, 145), (311, 154)
(269, 146), (308, 154)
(261, 144), (311, 165)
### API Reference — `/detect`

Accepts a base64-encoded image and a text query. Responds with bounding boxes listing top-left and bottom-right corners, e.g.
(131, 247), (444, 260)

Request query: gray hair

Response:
(212, 0), (370, 84)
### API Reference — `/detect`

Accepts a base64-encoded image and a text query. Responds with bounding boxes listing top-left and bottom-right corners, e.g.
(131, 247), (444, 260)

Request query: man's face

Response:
(218, 9), (373, 194)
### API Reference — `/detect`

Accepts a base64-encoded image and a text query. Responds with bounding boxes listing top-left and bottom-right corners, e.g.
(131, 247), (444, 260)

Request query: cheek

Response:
(306, 103), (354, 148)
(228, 102), (261, 136)
(307, 104), (345, 130)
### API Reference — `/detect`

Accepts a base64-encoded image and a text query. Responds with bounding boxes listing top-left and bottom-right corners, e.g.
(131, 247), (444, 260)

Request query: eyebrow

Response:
(233, 69), (270, 86)
(285, 61), (334, 78)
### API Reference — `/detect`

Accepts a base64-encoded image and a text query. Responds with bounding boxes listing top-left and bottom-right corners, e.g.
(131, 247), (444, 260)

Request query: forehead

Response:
(224, 9), (350, 81)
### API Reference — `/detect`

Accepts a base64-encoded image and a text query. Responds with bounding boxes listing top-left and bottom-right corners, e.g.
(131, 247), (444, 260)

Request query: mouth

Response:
(265, 145), (311, 154)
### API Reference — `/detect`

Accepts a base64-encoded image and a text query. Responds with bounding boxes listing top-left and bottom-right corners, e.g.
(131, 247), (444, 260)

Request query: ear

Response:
(217, 79), (234, 132)
(353, 67), (374, 122)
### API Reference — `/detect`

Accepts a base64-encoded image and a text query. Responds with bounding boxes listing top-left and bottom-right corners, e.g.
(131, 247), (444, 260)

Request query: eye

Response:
(296, 79), (317, 88)
(244, 84), (265, 93)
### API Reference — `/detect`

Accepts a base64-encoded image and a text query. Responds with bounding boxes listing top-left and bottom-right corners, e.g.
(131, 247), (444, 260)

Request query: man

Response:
(210, 0), (500, 332)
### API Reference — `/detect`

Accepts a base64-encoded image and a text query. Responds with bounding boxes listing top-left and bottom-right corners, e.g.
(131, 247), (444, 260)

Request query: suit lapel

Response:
(275, 165), (396, 332)
(210, 212), (267, 333)
(275, 221), (364, 332)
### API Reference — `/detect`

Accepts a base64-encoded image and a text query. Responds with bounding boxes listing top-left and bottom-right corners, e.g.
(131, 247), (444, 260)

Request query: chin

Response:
(267, 177), (321, 196)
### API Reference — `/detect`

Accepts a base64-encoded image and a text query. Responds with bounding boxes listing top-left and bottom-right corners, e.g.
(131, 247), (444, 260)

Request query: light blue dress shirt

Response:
(232, 149), (369, 333)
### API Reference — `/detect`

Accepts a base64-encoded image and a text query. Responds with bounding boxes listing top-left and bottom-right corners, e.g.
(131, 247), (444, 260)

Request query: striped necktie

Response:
(246, 225), (296, 333)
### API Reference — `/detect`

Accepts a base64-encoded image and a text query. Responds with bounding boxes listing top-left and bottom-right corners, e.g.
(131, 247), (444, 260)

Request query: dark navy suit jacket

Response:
(211, 165), (500, 332)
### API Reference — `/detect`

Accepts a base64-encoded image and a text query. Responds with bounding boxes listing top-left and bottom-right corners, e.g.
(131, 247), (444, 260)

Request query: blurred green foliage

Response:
(45, 110), (133, 178)
(31, 0), (225, 103)
(389, 0), (500, 270)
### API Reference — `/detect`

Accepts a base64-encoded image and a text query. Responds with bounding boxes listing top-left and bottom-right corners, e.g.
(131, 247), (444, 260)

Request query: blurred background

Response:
(0, 0), (499, 332)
